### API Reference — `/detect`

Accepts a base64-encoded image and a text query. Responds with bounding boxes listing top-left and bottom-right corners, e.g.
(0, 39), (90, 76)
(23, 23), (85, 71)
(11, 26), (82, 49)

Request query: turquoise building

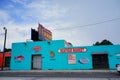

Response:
(10, 40), (120, 70)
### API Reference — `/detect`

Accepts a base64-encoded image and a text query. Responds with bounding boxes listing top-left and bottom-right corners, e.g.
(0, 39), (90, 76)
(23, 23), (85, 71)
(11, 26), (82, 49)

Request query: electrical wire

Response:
(53, 17), (120, 30)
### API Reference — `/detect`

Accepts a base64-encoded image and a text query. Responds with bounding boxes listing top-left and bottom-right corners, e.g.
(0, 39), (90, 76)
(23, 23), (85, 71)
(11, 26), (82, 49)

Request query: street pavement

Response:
(0, 70), (120, 80)
(0, 77), (120, 80)
(0, 70), (120, 78)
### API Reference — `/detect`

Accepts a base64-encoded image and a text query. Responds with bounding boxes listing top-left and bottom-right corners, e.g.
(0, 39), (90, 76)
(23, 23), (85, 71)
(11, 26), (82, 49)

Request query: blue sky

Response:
(0, 0), (120, 50)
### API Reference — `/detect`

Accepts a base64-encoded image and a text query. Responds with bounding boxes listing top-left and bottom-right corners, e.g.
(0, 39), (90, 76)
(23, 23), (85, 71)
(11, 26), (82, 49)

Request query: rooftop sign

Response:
(38, 24), (52, 41)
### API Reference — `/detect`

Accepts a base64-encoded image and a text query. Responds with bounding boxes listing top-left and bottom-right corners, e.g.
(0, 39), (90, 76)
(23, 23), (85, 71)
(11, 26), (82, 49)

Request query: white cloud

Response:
(0, 10), (11, 50)
(41, 4), (66, 20)
(21, 0), (67, 21)
(0, 22), (37, 50)
(47, 21), (88, 46)
(0, 0), (120, 51)
(11, 0), (27, 5)
(0, 10), (10, 24)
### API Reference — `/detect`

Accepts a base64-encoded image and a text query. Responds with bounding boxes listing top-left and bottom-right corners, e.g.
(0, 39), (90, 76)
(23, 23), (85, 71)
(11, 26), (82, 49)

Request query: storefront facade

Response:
(10, 40), (120, 70)
(0, 52), (11, 67)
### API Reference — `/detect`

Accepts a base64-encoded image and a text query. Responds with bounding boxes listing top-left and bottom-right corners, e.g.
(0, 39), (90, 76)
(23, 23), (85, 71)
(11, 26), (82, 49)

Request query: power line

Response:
(53, 17), (120, 30)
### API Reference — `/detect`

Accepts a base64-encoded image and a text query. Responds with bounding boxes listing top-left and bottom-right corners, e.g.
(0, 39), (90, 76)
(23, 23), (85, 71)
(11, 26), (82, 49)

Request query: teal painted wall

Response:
(10, 40), (65, 70)
(86, 45), (120, 69)
(10, 40), (120, 70)
(42, 46), (92, 70)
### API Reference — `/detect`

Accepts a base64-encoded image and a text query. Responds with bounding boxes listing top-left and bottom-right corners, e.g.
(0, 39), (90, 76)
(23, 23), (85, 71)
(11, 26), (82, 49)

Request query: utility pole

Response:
(1, 27), (7, 70)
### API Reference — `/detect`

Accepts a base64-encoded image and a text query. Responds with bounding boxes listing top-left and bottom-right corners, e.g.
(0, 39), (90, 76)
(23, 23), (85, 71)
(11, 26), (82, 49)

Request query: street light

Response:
(1, 27), (7, 70)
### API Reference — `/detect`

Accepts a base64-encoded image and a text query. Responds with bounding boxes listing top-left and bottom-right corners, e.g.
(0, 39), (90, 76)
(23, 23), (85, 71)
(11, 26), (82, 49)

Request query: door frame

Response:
(5, 57), (11, 67)
(31, 54), (42, 70)
(92, 53), (109, 69)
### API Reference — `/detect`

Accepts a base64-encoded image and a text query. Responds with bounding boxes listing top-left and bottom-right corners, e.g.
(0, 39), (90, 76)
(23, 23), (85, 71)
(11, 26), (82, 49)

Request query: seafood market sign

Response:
(58, 48), (87, 53)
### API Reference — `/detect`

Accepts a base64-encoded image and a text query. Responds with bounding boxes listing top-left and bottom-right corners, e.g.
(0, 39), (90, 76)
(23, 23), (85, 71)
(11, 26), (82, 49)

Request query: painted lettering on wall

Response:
(59, 48), (86, 53)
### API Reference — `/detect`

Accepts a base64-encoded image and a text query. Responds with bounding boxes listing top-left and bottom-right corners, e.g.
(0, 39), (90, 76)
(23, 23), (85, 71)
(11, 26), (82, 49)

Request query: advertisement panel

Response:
(38, 24), (52, 41)
(31, 29), (38, 41)
(68, 54), (76, 64)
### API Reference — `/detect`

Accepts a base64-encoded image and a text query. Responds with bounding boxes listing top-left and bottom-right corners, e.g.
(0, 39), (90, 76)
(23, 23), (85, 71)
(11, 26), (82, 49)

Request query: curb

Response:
(0, 70), (117, 73)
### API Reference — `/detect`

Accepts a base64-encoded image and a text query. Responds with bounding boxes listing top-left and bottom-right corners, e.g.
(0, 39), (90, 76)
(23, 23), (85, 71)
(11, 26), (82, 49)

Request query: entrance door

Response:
(92, 54), (109, 69)
(32, 55), (42, 70)
(5, 57), (11, 67)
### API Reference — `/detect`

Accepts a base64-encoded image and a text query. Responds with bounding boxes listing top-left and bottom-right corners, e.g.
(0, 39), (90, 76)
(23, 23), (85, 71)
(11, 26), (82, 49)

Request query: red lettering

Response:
(65, 49), (67, 52)
(60, 49), (64, 53)
(77, 48), (83, 52)
(73, 48), (77, 52)
(59, 48), (86, 53)
(66, 48), (72, 52)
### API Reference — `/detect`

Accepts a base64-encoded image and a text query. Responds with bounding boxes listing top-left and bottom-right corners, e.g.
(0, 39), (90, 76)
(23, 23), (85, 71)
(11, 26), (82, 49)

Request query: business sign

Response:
(59, 48), (86, 53)
(38, 24), (52, 41)
(31, 28), (39, 41)
(68, 54), (76, 64)
(49, 51), (55, 58)
(14, 55), (24, 63)
(79, 57), (89, 64)
(32, 46), (41, 52)
(14, 55), (24, 60)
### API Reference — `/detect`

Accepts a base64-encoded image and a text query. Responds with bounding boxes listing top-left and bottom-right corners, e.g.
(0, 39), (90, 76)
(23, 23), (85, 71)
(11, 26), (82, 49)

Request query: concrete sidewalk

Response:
(0, 70), (119, 78)
(0, 70), (117, 73)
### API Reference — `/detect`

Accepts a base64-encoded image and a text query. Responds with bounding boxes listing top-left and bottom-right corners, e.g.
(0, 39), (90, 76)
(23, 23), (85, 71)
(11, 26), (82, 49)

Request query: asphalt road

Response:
(0, 70), (120, 78)
(0, 77), (120, 80)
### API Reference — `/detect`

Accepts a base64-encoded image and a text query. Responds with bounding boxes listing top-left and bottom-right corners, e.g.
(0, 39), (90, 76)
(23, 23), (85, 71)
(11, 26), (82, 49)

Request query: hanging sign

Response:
(59, 48), (86, 53)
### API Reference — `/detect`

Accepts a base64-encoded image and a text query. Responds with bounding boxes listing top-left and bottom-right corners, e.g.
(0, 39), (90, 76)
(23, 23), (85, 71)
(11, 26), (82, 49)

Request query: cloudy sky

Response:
(0, 0), (120, 50)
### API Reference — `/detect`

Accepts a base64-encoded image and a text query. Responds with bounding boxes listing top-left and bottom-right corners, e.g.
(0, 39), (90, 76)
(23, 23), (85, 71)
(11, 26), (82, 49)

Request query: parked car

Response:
(116, 64), (120, 73)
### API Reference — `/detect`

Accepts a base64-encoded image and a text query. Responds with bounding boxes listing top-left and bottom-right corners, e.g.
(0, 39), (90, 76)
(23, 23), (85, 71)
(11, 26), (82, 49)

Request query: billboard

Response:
(31, 28), (39, 41)
(38, 24), (52, 41)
